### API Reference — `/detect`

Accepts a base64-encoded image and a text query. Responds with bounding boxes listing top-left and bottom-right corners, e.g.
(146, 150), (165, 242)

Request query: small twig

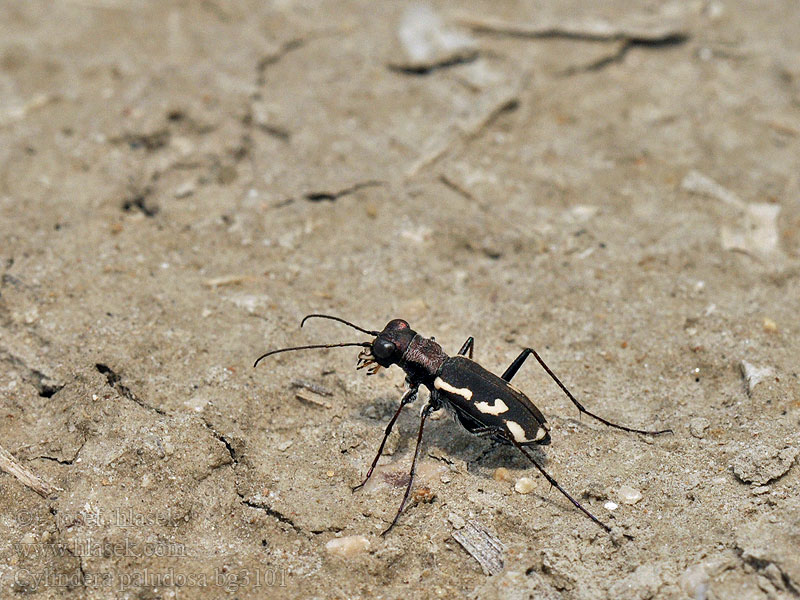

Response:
(0, 443), (61, 498)
(203, 275), (258, 288)
(295, 390), (333, 409)
(290, 379), (334, 397)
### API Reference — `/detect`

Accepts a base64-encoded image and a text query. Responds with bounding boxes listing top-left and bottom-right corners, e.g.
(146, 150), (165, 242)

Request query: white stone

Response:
(325, 535), (370, 558)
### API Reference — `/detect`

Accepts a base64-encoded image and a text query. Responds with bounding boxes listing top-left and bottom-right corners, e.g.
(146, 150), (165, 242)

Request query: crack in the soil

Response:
(241, 498), (302, 533)
(561, 35), (688, 75)
(113, 129), (171, 152)
(461, 17), (688, 44)
(387, 50), (480, 75)
(0, 348), (64, 398)
(95, 363), (166, 415)
(36, 438), (87, 466)
(201, 420), (238, 465)
(739, 550), (799, 596)
(121, 189), (158, 217)
(256, 39), (305, 86)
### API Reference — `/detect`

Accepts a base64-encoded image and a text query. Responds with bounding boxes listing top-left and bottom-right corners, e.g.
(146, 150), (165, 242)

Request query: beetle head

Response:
(369, 319), (415, 368)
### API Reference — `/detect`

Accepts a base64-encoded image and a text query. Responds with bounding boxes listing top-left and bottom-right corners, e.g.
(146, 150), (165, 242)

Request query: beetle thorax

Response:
(399, 334), (448, 384)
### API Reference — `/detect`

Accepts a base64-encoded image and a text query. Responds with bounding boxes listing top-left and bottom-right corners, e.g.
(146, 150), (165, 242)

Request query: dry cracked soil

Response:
(1, 1), (800, 599)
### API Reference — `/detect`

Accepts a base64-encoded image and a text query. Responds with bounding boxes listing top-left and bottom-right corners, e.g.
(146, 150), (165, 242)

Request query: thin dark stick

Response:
(531, 349), (672, 435)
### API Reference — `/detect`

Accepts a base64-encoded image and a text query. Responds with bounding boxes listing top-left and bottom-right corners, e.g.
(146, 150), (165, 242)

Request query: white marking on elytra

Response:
(433, 377), (473, 401)
(474, 398), (509, 415)
(534, 427), (547, 441)
(504, 420), (530, 443)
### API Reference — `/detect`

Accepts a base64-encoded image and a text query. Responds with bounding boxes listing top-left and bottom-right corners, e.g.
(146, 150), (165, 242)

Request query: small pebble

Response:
(604, 501), (619, 511)
(448, 512), (466, 529)
(762, 318), (778, 333)
(184, 395), (208, 412)
(679, 563), (710, 600)
(325, 535), (370, 558)
(618, 485), (642, 505)
(751, 485), (770, 496)
(740, 360), (774, 395)
(494, 467), (512, 482)
(514, 477), (536, 494)
(689, 417), (710, 439)
(174, 181), (195, 198)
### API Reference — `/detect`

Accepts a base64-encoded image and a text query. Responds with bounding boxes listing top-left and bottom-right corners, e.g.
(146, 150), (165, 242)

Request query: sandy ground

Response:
(1, 1), (799, 598)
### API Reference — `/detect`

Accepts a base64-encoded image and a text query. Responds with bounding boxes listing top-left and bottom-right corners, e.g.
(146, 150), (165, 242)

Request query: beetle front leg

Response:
(381, 400), (437, 536)
(502, 348), (672, 436)
(353, 386), (418, 491)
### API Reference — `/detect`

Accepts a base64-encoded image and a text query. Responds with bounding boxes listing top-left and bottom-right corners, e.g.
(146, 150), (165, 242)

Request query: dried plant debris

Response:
(731, 443), (798, 486)
(290, 379), (334, 397)
(452, 519), (505, 576)
(406, 89), (519, 177)
(681, 170), (746, 209)
(0, 443), (60, 497)
(294, 389), (333, 409)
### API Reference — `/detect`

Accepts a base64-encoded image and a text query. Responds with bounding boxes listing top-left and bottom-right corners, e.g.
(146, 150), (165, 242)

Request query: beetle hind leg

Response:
(503, 348), (671, 436)
(487, 427), (616, 534)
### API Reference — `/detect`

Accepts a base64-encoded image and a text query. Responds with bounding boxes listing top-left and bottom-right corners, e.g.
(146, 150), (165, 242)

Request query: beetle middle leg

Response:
(502, 348), (671, 436)
(353, 386), (418, 491)
(457, 336), (474, 359)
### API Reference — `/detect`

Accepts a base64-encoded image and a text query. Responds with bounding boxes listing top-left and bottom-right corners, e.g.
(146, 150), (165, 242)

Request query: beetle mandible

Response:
(254, 314), (671, 535)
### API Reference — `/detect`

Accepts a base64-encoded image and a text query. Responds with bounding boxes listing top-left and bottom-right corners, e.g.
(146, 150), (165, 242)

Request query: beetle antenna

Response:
(254, 342), (372, 368)
(301, 314), (380, 336)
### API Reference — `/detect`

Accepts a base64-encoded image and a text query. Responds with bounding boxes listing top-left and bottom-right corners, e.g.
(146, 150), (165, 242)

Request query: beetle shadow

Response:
(350, 395), (551, 474)
(350, 397), (607, 523)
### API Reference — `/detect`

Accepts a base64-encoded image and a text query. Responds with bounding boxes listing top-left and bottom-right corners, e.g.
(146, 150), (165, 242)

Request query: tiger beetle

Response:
(254, 314), (672, 536)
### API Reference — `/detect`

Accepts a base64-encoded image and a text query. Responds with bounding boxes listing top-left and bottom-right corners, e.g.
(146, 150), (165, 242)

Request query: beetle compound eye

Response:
(373, 339), (396, 360)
